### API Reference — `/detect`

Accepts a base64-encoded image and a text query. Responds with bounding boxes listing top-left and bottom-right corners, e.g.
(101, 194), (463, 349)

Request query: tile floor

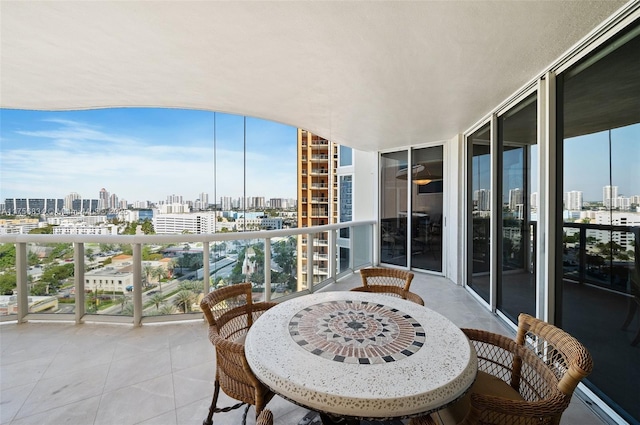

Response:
(0, 273), (609, 425)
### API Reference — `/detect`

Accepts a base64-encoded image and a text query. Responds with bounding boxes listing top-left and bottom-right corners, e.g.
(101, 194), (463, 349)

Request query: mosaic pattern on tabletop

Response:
(289, 300), (425, 364)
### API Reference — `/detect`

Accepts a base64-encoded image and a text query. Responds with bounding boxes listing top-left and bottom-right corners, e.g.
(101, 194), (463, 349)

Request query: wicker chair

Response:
(410, 313), (593, 425)
(351, 267), (424, 305)
(201, 283), (278, 425)
(257, 409), (274, 425)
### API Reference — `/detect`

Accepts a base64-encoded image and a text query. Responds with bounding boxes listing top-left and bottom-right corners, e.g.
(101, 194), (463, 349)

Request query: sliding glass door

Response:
(467, 124), (491, 303)
(410, 146), (444, 272)
(497, 94), (537, 322)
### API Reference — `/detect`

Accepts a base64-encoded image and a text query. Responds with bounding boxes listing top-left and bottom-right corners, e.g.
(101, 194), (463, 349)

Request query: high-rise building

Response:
(167, 194), (183, 204)
(109, 194), (118, 211)
(65, 192), (82, 211)
(99, 188), (109, 211)
(508, 188), (523, 211)
(297, 129), (338, 290)
(220, 196), (233, 211)
(199, 192), (209, 208)
(565, 190), (583, 211)
(603, 185), (618, 209)
(474, 189), (491, 211)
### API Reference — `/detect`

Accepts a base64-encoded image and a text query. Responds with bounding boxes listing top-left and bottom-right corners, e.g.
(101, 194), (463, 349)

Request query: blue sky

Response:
(564, 124), (640, 201)
(472, 124), (639, 202)
(0, 108), (298, 204)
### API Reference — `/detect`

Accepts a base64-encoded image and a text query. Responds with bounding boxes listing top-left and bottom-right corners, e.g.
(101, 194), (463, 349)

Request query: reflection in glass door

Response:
(380, 151), (408, 267)
(467, 124), (491, 303)
(497, 94), (537, 322)
(411, 146), (444, 272)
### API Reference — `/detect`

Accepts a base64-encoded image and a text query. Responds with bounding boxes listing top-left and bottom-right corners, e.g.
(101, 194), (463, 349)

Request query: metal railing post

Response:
(307, 232), (314, 293)
(74, 242), (86, 324)
(203, 242), (210, 293)
(578, 225), (587, 285)
(328, 228), (336, 279)
(16, 242), (28, 323)
(132, 243), (143, 326)
(264, 238), (271, 302)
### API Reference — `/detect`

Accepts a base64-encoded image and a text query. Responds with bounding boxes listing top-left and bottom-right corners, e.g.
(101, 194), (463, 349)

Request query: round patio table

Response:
(245, 291), (477, 423)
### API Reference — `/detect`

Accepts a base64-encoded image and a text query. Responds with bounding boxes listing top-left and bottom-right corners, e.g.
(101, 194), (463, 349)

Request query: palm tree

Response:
(150, 293), (165, 309)
(173, 289), (195, 313)
(159, 304), (176, 315)
(143, 264), (154, 288)
(152, 266), (167, 292)
(118, 295), (129, 312)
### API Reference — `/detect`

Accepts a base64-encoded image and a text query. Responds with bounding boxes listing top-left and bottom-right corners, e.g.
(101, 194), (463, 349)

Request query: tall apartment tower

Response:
(565, 190), (583, 211)
(297, 129), (338, 290)
(603, 185), (618, 209)
(199, 192), (209, 208)
(99, 188), (109, 211)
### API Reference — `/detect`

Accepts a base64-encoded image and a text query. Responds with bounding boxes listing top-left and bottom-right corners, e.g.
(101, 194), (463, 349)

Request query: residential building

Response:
(565, 190), (583, 211)
(297, 130), (337, 289)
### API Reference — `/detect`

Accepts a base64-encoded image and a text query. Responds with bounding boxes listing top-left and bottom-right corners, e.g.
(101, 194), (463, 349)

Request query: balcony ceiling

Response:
(0, 1), (628, 152)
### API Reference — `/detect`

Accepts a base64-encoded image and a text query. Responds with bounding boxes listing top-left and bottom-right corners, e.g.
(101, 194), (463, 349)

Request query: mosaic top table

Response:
(245, 291), (477, 422)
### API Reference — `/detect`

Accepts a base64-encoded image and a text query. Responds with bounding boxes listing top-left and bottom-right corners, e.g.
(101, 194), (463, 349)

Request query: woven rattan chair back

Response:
(200, 283), (277, 425)
(410, 314), (593, 425)
(352, 267), (424, 305)
(515, 313), (593, 399)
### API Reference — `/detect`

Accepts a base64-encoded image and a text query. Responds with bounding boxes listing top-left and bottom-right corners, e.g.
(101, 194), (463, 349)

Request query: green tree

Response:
(99, 243), (115, 253)
(28, 225), (54, 234)
(140, 219), (155, 235)
(118, 295), (129, 312)
(0, 244), (16, 270)
(152, 266), (167, 292)
(173, 290), (195, 313)
(47, 243), (73, 262)
(273, 237), (296, 276)
(28, 251), (40, 267)
(31, 282), (49, 295)
(159, 304), (176, 315)
(0, 272), (17, 295)
(40, 263), (74, 293)
(143, 264), (154, 287)
(150, 293), (165, 309)
(121, 303), (134, 316)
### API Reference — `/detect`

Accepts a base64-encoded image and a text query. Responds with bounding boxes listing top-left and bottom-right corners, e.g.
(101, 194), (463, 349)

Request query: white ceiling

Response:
(0, 1), (629, 152)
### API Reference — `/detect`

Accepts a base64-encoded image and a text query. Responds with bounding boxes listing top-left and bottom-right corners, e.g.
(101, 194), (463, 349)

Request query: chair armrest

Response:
(461, 328), (517, 352)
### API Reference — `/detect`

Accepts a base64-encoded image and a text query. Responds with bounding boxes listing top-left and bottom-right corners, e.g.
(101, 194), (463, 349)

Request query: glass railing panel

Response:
(269, 235), (298, 300)
(25, 241), (75, 316)
(0, 242), (18, 317)
(84, 243), (133, 317)
(0, 220), (376, 321)
(352, 223), (372, 270)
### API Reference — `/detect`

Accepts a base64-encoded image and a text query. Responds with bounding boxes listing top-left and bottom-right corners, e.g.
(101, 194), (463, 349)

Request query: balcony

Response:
(0, 221), (375, 325)
(0, 273), (603, 425)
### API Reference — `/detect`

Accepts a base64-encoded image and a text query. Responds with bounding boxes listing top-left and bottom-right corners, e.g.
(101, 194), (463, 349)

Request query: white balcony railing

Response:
(0, 220), (375, 326)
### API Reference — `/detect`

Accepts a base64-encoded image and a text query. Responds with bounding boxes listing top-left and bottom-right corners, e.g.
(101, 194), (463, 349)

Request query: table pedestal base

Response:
(319, 413), (360, 425)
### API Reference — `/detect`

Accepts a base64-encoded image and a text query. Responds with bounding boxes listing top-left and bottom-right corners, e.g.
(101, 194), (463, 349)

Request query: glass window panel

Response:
(339, 145), (353, 167)
(339, 175), (352, 239)
(411, 146), (444, 272)
(497, 94), (537, 322)
(559, 24), (640, 423)
(468, 124), (491, 303)
(380, 151), (408, 267)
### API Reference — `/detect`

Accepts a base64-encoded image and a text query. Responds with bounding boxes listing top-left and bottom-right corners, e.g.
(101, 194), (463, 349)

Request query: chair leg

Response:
(203, 381), (221, 425)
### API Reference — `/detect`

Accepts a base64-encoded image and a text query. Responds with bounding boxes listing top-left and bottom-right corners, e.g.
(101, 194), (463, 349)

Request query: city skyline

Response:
(0, 108), (298, 202)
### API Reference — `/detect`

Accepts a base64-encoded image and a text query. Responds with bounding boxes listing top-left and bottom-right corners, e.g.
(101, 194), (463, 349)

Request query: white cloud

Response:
(1, 116), (297, 203)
